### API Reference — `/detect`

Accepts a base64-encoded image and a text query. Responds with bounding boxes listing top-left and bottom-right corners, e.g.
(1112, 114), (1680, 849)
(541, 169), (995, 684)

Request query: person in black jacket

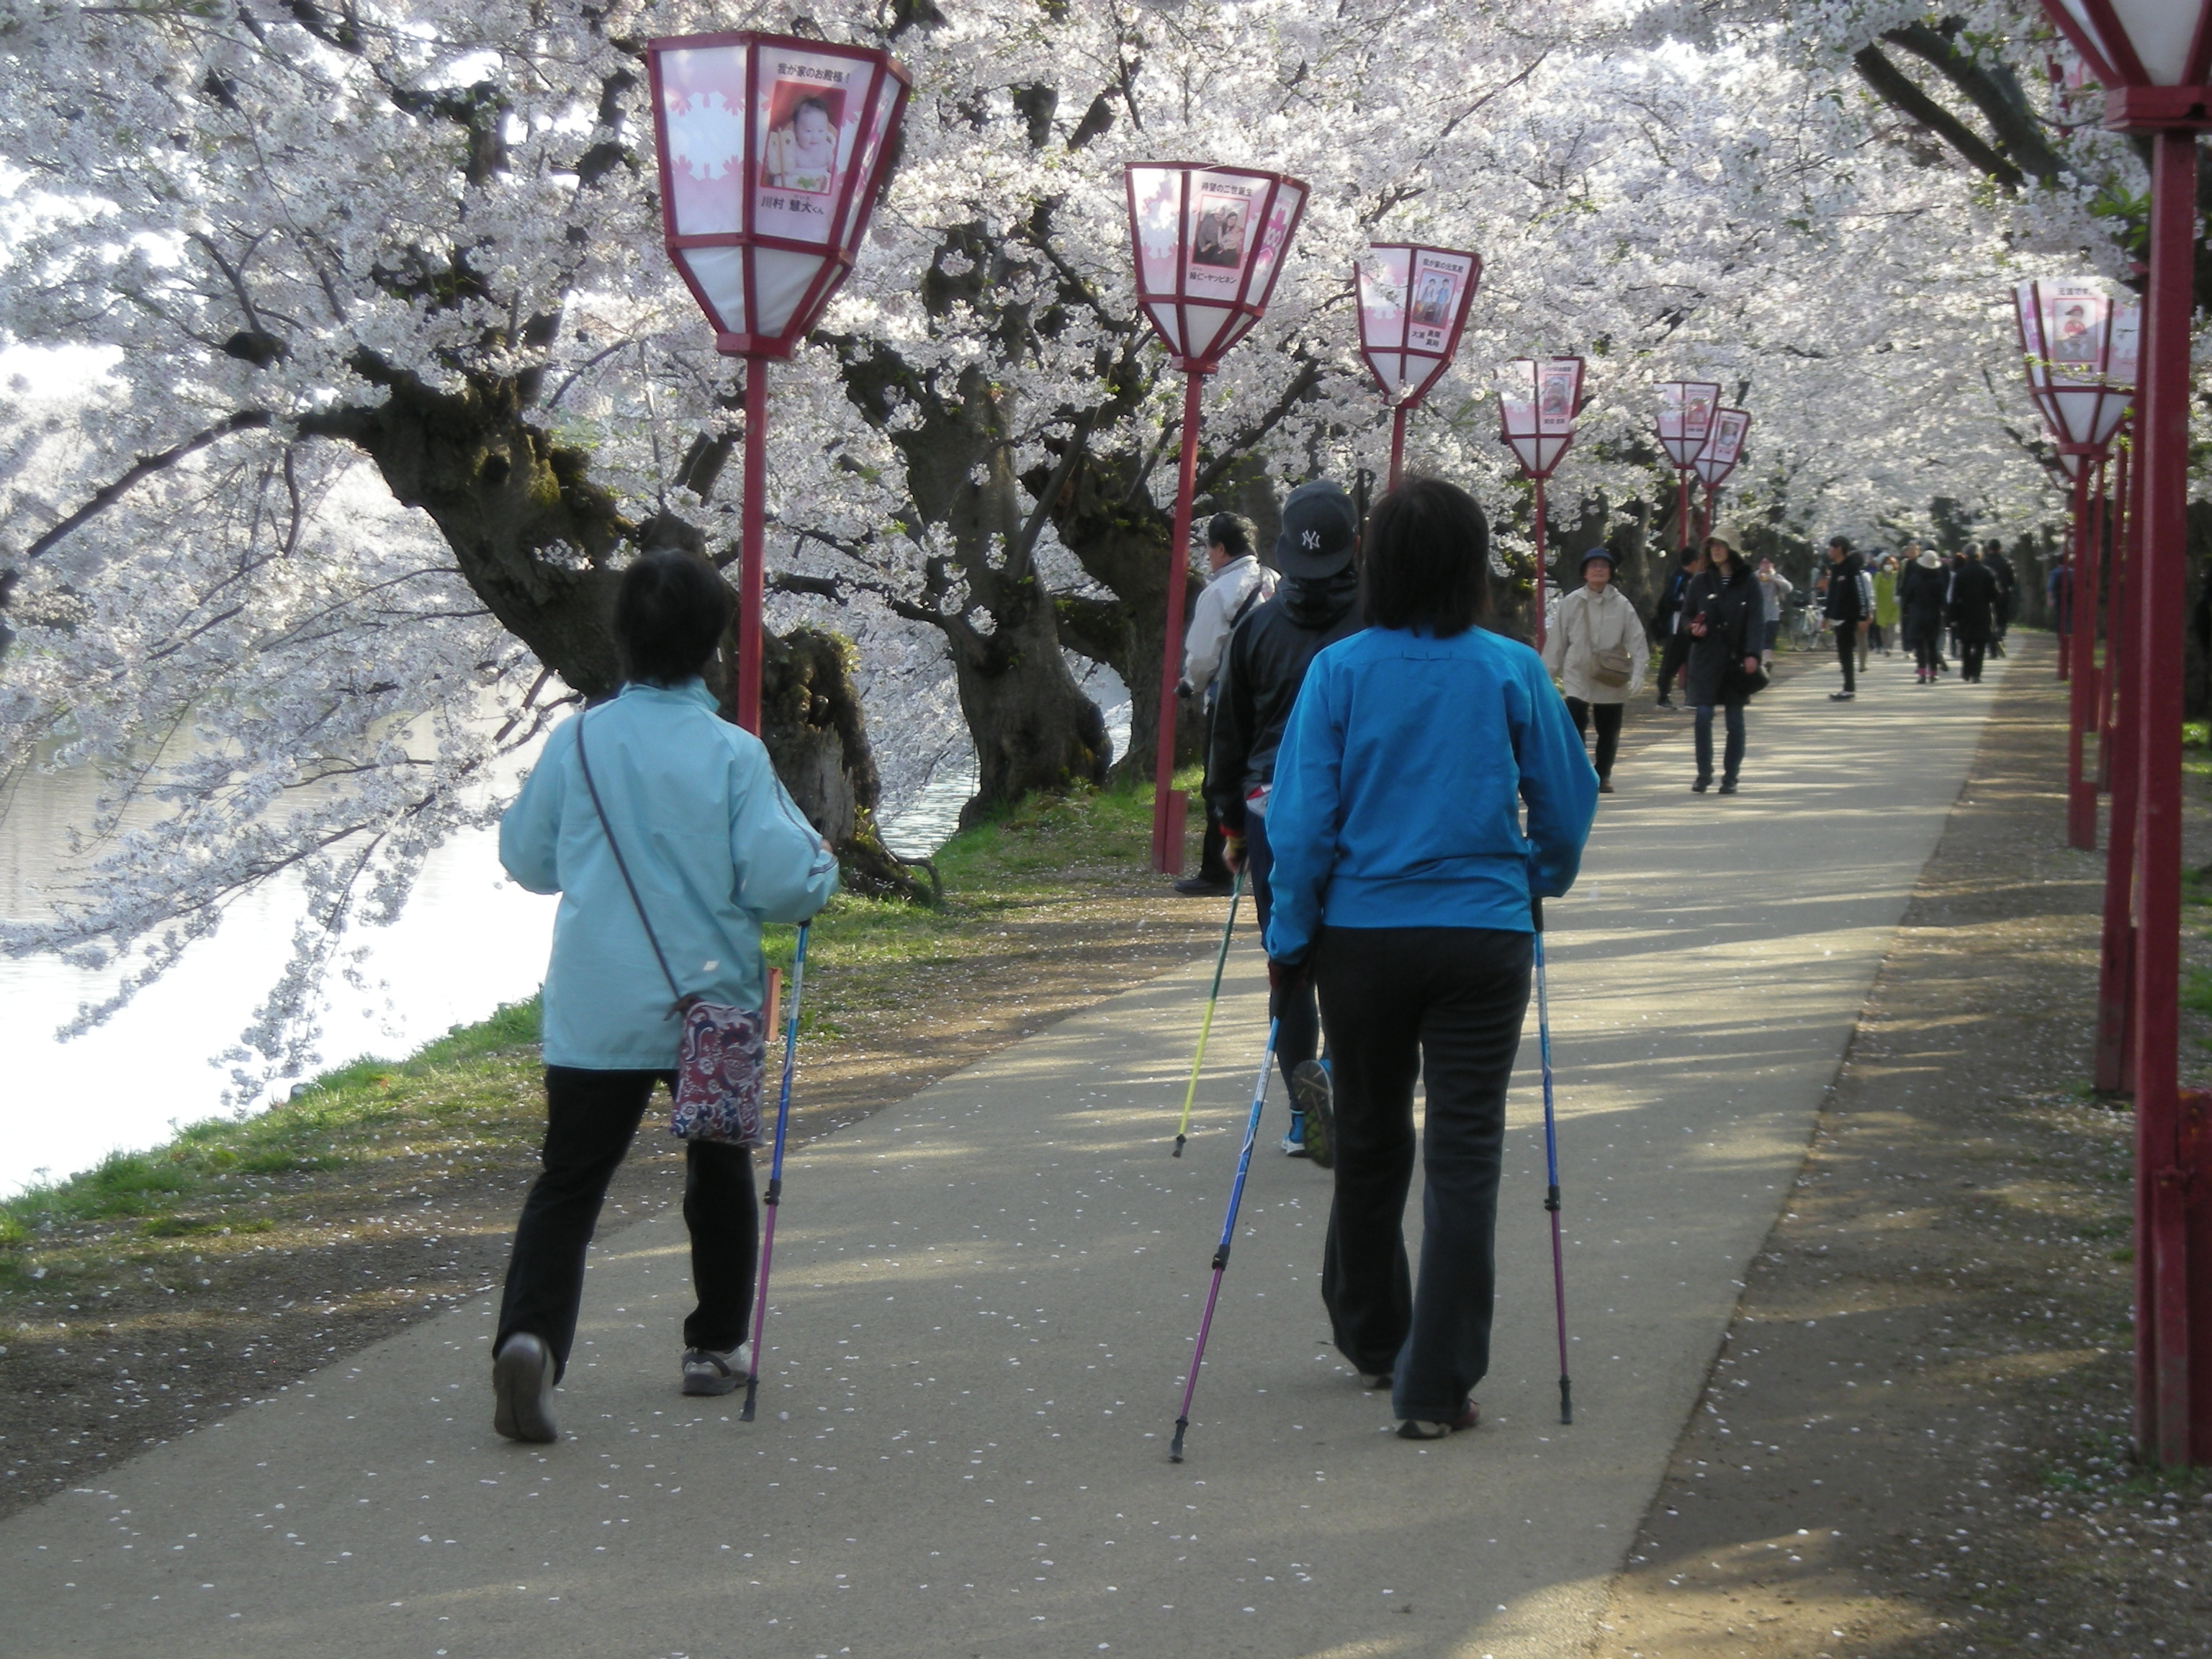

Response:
(1683, 524), (1764, 794)
(1208, 479), (1364, 1164)
(1982, 539), (2018, 657)
(1898, 547), (1947, 683)
(1950, 551), (2002, 683)
(1820, 535), (1866, 701)
(1651, 546), (1703, 711)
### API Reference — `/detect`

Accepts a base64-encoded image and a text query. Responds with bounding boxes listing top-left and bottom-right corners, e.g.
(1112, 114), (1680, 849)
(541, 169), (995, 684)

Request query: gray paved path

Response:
(1, 647), (2007, 1658)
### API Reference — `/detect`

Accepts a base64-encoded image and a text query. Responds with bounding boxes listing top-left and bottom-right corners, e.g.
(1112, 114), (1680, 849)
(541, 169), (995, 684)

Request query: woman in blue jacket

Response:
(490, 552), (839, 1442)
(1263, 477), (1598, 1440)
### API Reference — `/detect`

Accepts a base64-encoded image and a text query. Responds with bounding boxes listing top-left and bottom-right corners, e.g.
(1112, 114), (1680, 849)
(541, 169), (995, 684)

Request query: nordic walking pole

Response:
(742, 922), (809, 1424)
(1532, 900), (1572, 1426)
(1172, 867), (1246, 1156)
(1170, 1015), (1280, 1462)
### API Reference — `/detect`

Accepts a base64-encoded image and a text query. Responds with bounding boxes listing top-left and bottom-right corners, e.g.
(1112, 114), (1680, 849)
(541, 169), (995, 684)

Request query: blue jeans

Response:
(1694, 699), (1746, 784)
(1246, 811), (1320, 1094)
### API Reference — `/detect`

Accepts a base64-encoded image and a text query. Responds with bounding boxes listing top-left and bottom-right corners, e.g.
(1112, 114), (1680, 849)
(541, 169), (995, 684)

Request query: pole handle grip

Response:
(1532, 897), (1545, 933)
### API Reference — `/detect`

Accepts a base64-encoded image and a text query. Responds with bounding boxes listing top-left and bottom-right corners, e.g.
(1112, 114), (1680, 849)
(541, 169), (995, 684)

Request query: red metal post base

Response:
(2067, 462), (2100, 850)
(1150, 369), (1207, 876)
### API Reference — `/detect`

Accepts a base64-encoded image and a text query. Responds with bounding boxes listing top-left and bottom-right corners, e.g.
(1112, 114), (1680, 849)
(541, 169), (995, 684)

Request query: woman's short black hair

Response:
(613, 550), (737, 686)
(1206, 511), (1254, 559)
(1361, 476), (1490, 637)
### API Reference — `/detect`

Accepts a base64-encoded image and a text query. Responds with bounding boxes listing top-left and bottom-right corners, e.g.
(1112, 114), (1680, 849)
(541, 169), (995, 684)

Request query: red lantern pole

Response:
(1149, 366), (1206, 873)
(1532, 477), (1549, 650)
(1388, 405), (1409, 491)
(2101, 437), (2130, 789)
(1676, 467), (1692, 552)
(737, 362), (770, 732)
(2131, 124), (2204, 1467)
(2067, 454), (2100, 849)
(2096, 428), (2141, 1096)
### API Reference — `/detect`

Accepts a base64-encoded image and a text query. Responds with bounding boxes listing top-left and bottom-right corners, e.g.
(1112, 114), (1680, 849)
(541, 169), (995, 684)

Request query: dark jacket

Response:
(1683, 562), (1763, 707)
(1207, 568), (1362, 833)
(1821, 553), (1867, 623)
(1949, 559), (2001, 640)
(1654, 565), (1697, 637)
(1897, 559), (1947, 644)
(1984, 549), (2018, 621)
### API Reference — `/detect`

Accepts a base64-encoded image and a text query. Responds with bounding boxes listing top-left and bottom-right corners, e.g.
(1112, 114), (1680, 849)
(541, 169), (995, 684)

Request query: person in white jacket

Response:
(1540, 549), (1648, 794)
(1175, 513), (1277, 895)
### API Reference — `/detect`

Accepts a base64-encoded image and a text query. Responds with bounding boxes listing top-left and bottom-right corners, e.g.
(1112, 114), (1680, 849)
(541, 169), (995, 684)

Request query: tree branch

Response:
(12, 410), (274, 568)
(1852, 42), (2023, 187)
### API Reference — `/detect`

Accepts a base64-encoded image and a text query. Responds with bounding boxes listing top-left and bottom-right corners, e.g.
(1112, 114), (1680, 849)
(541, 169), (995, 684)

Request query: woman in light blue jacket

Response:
(490, 552), (838, 1443)
(1264, 477), (1596, 1442)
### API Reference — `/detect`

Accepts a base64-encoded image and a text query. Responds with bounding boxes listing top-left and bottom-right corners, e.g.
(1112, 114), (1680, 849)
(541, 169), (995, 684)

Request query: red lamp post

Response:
(1655, 381), (1721, 554)
(1691, 408), (1753, 544)
(1355, 244), (1483, 489)
(2013, 278), (2136, 850)
(1125, 162), (1310, 875)
(2031, 0), (2212, 1469)
(1496, 356), (1587, 650)
(644, 31), (911, 732)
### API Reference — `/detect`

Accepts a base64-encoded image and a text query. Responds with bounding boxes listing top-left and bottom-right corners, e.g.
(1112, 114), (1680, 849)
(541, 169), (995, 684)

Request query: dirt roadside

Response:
(1591, 637), (2212, 1659)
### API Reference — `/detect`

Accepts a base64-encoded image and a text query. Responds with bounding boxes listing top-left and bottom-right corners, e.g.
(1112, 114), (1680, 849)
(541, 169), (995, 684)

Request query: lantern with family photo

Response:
(1125, 162), (1310, 873)
(1496, 356), (1586, 649)
(1654, 380), (1720, 554)
(1690, 407), (1752, 544)
(1355, 244), (1483, 487)
(645, 30), (911, 731)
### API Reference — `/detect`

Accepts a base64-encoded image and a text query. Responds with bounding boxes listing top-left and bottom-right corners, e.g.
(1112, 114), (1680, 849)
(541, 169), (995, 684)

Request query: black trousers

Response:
(1564, 697), (1624, 781)
(1694, 698), (1747, 784)
(1246, 813), (1320, 1094)
(1655, 631), (1690, 702)
(1908, 621), (1941, 676)
(1313, 925), (1532, 1421)
(1959, 634), (1988, 681)
(1833, 621), (1858, 693)
(496, 1066), (757, 1380)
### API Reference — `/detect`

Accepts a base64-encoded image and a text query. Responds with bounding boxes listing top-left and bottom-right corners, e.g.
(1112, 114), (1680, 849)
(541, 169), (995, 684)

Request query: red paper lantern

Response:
(1356, 245), (1482, 406)
(647, 32), (911, 359)
(1654, 380), (1721, 468)
(1125, 163), (1309, 371)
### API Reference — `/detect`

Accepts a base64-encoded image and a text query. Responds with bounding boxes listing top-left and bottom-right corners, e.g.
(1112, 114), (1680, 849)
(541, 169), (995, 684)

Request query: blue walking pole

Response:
(742, 922), (808, 1424)
(1169, 1017), (1280, 1462)
(1532, 899), (1573, 1425)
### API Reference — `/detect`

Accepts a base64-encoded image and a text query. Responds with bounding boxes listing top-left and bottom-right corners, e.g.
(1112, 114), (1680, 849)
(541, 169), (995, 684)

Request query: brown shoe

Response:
(1396, 1401), (1480, 1439)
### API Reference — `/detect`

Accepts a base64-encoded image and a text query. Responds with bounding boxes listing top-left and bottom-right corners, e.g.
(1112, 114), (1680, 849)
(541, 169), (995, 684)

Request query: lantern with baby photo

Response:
(1496, 356), (1586, 649)
(1356, 244), (1483, 488)
(645, 31), (911, 731)
(1654, 380), (1721, 556)
(1125, 162), (1310, 873)
(2013, 279), (2139, 850)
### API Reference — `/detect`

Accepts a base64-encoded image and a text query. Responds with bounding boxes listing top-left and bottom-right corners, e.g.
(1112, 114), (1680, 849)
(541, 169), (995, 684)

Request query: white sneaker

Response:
(681, 1341), (752, 1397)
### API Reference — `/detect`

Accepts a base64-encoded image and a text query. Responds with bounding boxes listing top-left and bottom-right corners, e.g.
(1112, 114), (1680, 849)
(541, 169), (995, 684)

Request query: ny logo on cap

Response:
(1301, 529), (1321, 549)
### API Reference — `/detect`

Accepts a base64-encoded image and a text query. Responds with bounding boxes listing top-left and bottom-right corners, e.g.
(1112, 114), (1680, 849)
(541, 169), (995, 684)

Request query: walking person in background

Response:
(1754, 555), (1792, 667)
(1949, 547), (2001, 683)
(1176, 512), (1276, 897)
(1262, 475), (1597, 1440)
(1542, 548), (1647, 794)
(1653, 546), (1703, 711)
(1871, 555), (1899, 657)
(1821, 535), (1866, 701)
(1899, 544), (1947, 683)
(1685, 525), (1765, 793)
(1210, 480), (1364, 1165)
(1983, 538), (2018, 657)
(1854, 554), (1876, 676)
(490, 551), (840, 1443)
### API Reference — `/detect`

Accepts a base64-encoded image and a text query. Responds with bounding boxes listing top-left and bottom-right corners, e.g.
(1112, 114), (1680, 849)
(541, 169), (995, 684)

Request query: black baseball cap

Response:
(1273, 480), (1358, 579)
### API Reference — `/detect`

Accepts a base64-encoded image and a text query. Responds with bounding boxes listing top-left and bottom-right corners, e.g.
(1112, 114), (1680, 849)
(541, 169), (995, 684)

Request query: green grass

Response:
(0, 773), (1176, 1259)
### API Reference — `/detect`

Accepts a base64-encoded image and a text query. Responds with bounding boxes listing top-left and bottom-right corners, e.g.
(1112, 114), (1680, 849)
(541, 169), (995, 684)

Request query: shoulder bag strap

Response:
(575, 713), (691, 1017)
(1228, 579), (1267, 631)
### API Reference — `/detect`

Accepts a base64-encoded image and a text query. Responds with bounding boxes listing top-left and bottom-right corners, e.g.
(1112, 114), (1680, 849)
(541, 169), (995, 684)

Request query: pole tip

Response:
(740, 1377), (760, 1424)
(1560, 1377), (1573, 1426)
(1172, 1136), (1185, 1159)
(1169, 1420), (1188, 1462)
